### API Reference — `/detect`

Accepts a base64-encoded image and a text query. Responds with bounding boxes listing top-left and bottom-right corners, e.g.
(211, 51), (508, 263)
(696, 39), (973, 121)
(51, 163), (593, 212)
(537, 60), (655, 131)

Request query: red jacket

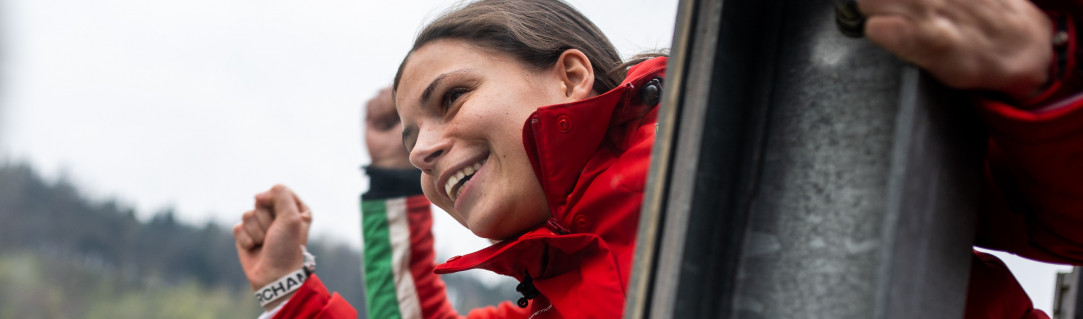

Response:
(275, 18), (1083, 316)
(277, 57), (668, 318)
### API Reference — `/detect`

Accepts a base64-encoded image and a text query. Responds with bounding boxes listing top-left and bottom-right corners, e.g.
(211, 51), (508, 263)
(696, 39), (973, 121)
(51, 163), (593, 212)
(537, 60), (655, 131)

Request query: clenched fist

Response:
(366, 87), (413, 169)
(233, 184), (312, 310)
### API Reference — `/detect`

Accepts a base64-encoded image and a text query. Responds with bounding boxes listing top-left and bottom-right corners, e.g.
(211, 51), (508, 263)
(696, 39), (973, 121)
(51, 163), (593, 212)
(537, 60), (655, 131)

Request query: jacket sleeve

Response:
(965, 251), (1051, 319)
(271, 275), (358, 319)
(971, 7), (1083, 265)
(360, 167), (531, 319)
(963, 8), (1083, 319)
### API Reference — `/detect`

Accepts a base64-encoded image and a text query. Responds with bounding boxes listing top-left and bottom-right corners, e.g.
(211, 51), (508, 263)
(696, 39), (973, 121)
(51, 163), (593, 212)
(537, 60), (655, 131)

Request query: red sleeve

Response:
(403, 196), (460, 319)
(965, 251), (1051, 319)
(972, 8), (1083, 264)
(974, 78), (1083, 264)
(272, 275), (358, 319)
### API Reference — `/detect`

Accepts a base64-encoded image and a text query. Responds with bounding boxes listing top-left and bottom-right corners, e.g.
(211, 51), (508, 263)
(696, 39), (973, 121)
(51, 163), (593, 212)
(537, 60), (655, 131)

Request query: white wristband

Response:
(254, 268), (308, 307)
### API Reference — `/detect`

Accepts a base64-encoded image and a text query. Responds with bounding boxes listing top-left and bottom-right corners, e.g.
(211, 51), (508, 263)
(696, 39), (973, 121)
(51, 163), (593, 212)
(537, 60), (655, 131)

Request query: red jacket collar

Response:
(434, 57), (667, 279)
(524, 57), (667, 223)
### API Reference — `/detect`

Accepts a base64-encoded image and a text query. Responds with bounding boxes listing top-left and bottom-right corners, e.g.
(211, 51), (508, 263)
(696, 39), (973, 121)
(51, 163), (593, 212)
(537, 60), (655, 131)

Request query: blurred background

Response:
(0, 0), (1067, 317)
(0, 0), (677, 317)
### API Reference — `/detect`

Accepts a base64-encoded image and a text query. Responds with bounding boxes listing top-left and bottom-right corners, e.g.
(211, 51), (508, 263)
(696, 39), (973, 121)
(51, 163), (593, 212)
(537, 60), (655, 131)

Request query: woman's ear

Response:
(555, 49), (595, 100)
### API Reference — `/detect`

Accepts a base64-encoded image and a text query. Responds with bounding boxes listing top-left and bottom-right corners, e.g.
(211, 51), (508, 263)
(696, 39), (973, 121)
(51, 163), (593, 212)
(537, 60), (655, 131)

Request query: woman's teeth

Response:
(446, 161), (484, 200)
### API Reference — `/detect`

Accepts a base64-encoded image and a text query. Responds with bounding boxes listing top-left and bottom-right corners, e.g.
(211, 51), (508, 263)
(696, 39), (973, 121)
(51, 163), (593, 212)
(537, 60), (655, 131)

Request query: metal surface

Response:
(624, 0), (695, 316)
(1054, 267), (1082, 319)
(627, 0), (985, 317)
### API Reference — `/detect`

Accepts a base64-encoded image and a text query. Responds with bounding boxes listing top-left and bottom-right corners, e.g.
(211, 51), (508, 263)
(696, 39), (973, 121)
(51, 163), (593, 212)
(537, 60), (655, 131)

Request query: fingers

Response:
(860, 0), (1052, 98)
(858, 0), (912, 19)
(242, 210), (267, 245)
(233, 222), (256, 250)
(233, 208), (273, 249)
(857, 0), (932, 18)
(864, 15), (920, 61)
(365, 87), (399, 132)
(254, 205), (273, 230)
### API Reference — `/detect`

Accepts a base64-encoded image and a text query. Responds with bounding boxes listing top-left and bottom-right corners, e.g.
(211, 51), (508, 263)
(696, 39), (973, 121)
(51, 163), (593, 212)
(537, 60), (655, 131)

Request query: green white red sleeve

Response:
(360, 167), (531, 319)
(362, 194), (534, 319)
(358, 166), (457, 318)
(362, 195), (461, 319)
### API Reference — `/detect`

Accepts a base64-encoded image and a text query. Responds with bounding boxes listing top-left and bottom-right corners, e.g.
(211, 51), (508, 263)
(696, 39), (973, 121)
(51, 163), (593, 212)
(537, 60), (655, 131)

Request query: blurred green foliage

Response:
(0, 162), (516, 318)
(0, 252), (259, 318)
(0, 163), (364, 317)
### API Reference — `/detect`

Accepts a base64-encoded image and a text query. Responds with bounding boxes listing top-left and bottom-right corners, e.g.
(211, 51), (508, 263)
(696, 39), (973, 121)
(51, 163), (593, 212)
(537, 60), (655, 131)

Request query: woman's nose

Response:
(409, 127), (449, 171)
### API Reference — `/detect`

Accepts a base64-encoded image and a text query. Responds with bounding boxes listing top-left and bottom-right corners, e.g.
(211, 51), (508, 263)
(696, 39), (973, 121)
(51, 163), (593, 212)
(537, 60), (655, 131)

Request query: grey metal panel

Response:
(625, 0), (698, 316)
(627, 0), (984, 317)
(1054, 267), (1083, 319)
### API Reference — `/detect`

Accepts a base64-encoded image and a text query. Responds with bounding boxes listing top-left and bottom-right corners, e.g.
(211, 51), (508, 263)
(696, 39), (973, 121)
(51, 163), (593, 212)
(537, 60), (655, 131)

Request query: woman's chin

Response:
(466, 211), (546, 241)
(466, 218), (505, 240)
(466, 213), (519, 240)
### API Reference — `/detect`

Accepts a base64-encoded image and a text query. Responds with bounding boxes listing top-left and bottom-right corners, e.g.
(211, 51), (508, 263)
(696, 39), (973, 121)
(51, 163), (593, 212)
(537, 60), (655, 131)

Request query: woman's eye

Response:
(441, 88), (467, 110)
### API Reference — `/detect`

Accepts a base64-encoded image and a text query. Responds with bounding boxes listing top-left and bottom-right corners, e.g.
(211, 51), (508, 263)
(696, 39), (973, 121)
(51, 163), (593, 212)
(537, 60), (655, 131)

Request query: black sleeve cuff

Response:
(361, 166), (424, 200)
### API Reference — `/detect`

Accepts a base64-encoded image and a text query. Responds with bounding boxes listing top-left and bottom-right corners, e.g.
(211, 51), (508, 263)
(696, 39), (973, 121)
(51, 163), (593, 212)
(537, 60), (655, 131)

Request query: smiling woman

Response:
(234, 0), (668, 317)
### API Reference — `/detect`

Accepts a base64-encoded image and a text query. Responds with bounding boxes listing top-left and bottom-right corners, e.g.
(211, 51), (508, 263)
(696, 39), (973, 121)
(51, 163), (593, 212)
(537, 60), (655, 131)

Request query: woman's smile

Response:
(394, 39), (568, 239)
(440, 154), (487, 202)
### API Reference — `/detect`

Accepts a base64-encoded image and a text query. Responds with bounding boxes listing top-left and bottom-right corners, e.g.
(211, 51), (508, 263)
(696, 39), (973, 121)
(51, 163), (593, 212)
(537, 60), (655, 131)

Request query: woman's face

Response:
(396, 40), (579, 239)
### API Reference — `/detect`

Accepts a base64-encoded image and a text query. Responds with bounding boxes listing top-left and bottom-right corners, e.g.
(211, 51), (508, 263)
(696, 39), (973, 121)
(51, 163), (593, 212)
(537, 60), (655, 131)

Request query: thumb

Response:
(255, 185), (303, 217)
(293, 193), (312, 246)
(262, 185), (311, 244)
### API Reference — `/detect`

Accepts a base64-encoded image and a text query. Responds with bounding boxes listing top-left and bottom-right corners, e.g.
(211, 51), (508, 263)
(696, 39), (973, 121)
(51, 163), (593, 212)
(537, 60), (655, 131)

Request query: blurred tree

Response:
(0, 163), (518, 317)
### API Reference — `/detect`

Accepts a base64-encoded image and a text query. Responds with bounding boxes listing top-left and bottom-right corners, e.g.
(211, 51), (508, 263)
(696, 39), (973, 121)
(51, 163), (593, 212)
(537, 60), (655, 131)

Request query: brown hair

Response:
(393, 0), (631, 95)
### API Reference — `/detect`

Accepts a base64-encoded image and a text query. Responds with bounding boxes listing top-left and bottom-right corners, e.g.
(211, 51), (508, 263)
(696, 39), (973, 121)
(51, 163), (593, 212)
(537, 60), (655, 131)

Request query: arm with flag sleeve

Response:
(360, 167), (459, 319)
(360, 167), (531, 319)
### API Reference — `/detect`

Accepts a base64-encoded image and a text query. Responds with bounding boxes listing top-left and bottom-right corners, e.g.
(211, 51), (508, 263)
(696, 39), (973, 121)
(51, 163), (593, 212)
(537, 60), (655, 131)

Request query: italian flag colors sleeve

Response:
(362, 195), (460, 319)
(360, 167), (528, 319)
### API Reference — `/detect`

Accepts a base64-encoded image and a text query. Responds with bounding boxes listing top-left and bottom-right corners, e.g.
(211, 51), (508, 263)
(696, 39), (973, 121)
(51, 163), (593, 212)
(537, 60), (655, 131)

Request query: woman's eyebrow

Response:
(419, 69), (472, 106)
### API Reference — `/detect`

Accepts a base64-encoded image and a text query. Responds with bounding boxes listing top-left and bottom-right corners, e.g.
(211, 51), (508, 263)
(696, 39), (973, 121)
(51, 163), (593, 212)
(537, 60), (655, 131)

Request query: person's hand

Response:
(860, 0), (1053, 101)
(366, 87), (413, 168)
(233, 184), (312, 311)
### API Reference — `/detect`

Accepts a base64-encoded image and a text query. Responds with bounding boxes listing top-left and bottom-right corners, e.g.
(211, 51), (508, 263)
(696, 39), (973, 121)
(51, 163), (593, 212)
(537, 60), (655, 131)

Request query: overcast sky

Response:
(0, 0), (1069, 313)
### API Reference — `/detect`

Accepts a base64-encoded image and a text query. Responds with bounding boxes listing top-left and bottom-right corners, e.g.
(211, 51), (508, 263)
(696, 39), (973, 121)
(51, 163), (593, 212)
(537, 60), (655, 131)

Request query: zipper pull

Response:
(545, 217), (571, 235)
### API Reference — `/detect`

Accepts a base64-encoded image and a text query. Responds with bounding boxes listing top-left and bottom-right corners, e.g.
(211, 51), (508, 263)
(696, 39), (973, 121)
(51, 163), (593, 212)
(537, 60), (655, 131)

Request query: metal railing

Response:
(626, 0), (984, 317)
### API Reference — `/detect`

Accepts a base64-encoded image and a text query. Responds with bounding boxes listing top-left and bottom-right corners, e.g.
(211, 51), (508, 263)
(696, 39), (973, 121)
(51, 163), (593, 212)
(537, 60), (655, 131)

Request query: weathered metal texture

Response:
(624, 0), (697, 316)
(627, 0), (986, 318)
(1054, 267), (1082, 319)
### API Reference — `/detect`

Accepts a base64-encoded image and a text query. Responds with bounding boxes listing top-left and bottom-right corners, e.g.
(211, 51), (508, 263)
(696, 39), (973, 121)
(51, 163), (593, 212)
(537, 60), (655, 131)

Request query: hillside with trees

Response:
(0, 163), (515, 318)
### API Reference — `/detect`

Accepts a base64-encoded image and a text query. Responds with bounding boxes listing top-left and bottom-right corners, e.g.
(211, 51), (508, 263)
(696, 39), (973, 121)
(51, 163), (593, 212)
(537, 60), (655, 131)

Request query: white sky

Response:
(0, 0), (1068, 314)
